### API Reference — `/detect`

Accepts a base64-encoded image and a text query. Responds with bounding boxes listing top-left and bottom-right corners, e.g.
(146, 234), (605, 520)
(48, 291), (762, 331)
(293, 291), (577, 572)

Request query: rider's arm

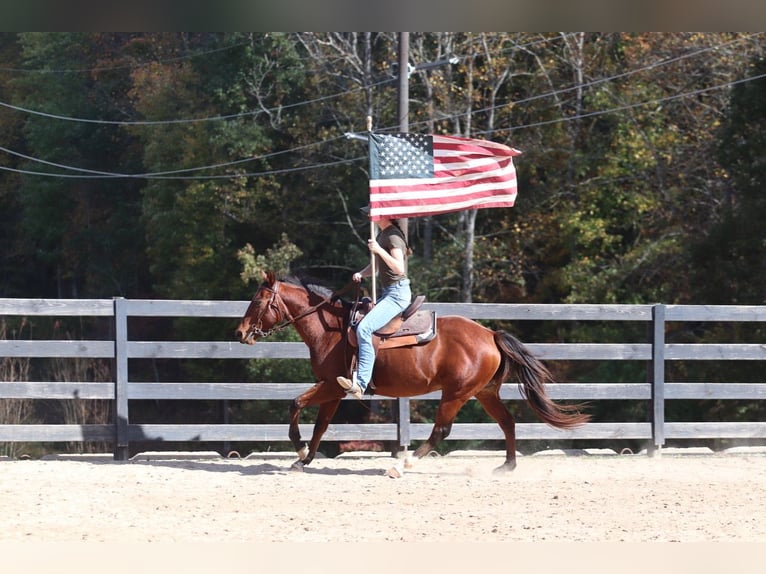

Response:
(375, 246), (405, 276)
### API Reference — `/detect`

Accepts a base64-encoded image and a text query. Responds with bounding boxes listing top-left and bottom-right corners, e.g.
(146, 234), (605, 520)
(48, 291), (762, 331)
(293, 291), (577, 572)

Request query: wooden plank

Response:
(127, 382), (313, 400)
(126, 341), (309, 359)
(409, 422), (652, 441)
(425, 303), (653, 321)
(124, 299), (248, 318)
(423, 302), (654, 321)
(529, 343), (652, 360)
(504, 383), (651, 400)
(123, 341), (651, 361)
(127, 422), (654, 442)
(664, 422), (766, 439)
(0, 298), (113, 316)
(124, 382), (651, 401)
(1, 299), (764, 322)
(0, 382), (114, 400)
(665, 383), (766, 400)
(370, 382), (649, 401)
(665, 344), (766, 360)
(0, 424), (114, 442)
(128, 423), (399, 442)
(666, 305), (766, 322)
(0, 340), (115, 358)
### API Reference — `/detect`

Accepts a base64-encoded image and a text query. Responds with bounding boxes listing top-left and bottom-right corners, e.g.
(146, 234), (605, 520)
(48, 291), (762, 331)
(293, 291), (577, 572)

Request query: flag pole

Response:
(366, 115), (377, 303)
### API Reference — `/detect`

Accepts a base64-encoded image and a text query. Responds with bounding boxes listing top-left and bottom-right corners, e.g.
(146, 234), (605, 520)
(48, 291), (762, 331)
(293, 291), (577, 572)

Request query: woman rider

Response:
(336, 209), (411, 399)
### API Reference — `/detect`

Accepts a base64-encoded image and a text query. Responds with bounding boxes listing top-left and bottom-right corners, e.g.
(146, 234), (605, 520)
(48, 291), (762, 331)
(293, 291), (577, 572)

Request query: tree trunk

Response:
(460, 209), (478, 302)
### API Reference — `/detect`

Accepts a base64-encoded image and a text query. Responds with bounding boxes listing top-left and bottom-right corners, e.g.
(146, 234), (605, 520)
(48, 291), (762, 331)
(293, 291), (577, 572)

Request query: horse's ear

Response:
(263, 270), (276, 285)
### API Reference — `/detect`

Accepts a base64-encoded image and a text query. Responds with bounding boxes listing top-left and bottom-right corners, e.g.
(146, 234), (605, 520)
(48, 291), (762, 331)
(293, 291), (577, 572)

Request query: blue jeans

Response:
(355, 279), (411, 390)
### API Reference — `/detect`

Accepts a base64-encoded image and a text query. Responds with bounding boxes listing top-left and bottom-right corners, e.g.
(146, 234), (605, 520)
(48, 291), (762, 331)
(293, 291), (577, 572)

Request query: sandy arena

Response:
(1, 448), (764, 544)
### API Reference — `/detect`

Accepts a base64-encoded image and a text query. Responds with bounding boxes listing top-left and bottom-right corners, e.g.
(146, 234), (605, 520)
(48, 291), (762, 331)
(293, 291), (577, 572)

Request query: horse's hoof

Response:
(385, 464), (403, 478)
(291, 460), (305, 472)
(296, 446), (309, 461)
(492, 461), (517, 474)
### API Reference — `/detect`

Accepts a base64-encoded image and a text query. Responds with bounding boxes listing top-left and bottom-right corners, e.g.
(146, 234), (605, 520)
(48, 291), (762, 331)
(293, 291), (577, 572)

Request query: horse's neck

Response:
(282, 286), (342, 346)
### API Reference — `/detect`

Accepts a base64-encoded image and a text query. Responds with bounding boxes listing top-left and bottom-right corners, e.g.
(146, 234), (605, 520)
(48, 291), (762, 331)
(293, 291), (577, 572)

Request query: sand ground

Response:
(1, 448), (764, 543)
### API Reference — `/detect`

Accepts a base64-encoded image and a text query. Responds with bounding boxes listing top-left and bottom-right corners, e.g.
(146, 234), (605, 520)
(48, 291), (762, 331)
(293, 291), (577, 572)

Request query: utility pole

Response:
(394, 32), (410, 455)
(397, 32), (409, 239)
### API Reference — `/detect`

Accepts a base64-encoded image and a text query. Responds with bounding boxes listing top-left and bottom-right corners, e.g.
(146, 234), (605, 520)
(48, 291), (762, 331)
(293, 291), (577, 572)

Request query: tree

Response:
(13, 33), (147, 298)
(130, 33), (301, 299)
(0, 33), (27, 297)
(692, 56), (766, 304)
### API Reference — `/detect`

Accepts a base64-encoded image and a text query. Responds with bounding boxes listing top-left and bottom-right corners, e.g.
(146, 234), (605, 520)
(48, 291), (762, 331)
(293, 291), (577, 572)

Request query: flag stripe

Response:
(371, 173), (516, 197)
(371, 196), (518, 219)
(368, 133), (520, 220)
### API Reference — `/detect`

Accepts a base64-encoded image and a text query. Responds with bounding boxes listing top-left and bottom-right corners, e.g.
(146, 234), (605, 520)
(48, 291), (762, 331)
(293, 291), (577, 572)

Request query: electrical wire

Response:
(0, 33), (762, 181)
(5, 69), (763, 181)
(0, 37), (252, 74)
(0, 33), (579, 126)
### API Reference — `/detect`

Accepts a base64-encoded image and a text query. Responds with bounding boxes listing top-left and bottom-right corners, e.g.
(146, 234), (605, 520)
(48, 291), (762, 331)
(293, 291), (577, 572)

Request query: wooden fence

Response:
(1, 298), (765, 460)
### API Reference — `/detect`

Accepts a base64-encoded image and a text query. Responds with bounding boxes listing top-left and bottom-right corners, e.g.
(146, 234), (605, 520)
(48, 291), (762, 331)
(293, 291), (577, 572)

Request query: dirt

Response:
(1, 449), (764, 543)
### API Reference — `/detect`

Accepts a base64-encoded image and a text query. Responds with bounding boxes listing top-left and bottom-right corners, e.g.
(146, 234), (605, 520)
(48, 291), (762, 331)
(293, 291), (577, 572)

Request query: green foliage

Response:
(237, 233), (303, 285)
(690, 57), (766, 305)
(1, 33), (765, 454)
(11, 33), (147, 297)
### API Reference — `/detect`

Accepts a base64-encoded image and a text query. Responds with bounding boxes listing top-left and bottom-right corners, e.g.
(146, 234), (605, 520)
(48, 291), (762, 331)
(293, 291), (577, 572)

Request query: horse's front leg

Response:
(288, 397), (309, 462)
(291, 399), (342, 472)
(288, 381), (343, 471)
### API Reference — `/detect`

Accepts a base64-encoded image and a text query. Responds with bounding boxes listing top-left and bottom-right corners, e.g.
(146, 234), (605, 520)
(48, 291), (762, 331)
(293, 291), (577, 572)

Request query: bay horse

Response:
(235, 271), (589, 477)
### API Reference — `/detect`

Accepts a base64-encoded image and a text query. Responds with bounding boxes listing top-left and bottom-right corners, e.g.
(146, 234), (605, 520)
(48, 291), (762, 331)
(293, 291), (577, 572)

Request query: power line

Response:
(0, 154), (365, 180)
(3, 32), (752, 130)
(1, 33), (762, 181)
(0, 33), (578, 127)
(407, 32), (765, 136)
(5, 70), (764, 181)
(503, 71), (766, 135)
(0, 37), (252, 74)
(0, 83), (383, 126)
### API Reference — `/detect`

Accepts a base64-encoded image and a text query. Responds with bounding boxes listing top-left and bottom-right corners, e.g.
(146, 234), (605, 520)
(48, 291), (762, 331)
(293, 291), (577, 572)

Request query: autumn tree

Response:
(12, 33), (147, 298)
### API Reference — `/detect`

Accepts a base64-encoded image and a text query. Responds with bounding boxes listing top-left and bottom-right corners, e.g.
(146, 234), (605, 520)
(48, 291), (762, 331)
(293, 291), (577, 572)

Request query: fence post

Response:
(650, 304), (666, 457)
(395, 397), (410, 454)
(113, 297), (129, 461)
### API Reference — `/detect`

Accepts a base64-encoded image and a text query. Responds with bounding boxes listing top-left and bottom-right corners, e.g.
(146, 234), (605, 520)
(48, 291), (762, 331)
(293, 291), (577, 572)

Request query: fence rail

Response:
(1, 298), (765, 459)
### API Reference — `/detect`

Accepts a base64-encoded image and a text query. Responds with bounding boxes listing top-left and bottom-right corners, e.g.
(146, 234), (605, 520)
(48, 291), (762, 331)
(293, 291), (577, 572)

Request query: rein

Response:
(247, 280), (353, 340)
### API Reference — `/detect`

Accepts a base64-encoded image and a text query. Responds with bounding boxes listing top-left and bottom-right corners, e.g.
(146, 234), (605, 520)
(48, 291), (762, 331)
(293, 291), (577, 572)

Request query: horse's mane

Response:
(282, 273), (352, 310)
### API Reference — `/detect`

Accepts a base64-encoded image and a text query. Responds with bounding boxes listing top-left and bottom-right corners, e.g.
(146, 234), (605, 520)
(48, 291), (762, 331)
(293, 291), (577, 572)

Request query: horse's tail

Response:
(493, 330), (590, 429)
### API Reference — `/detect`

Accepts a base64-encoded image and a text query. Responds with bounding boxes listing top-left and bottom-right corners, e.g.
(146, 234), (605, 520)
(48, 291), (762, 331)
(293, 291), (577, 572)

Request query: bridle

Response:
(245, 280), (332, 340)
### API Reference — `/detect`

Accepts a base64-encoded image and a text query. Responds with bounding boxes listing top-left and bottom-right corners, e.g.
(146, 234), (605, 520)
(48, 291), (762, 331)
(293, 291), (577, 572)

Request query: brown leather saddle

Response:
(347, 295), (437, 351)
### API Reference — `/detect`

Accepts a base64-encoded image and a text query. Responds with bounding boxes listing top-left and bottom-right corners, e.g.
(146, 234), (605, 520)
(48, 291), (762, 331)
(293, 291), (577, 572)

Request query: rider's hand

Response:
(352, 272), (363, 283)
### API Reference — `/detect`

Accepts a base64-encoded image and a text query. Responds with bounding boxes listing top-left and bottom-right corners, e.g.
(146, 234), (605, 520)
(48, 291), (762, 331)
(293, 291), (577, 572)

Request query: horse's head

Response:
(235, 271), (286, 344)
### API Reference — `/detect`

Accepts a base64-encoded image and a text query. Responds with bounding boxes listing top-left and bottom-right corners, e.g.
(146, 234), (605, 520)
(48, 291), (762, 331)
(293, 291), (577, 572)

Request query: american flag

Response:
(368, 132), (521, 221)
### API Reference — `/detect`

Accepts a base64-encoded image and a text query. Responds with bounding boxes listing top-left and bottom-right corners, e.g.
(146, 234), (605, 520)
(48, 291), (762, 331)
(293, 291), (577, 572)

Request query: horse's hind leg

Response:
(386, 395), (467, 478)
(475, 386), (517, 472)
